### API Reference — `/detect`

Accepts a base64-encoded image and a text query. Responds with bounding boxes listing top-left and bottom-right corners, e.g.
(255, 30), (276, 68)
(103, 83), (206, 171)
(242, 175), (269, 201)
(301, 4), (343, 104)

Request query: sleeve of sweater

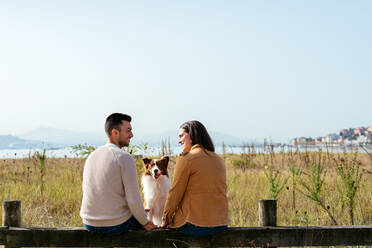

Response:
(162, 156), (190, 224)
(119, 153), (148, 226)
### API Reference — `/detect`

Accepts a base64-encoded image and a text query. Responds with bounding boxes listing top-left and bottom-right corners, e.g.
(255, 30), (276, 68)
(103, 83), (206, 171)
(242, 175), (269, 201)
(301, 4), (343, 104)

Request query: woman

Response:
(161, 120), (229, 237)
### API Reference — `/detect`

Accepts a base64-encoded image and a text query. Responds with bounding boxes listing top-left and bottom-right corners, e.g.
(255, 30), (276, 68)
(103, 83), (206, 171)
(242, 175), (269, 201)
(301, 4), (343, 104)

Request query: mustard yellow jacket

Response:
(162, 144), (229, 228)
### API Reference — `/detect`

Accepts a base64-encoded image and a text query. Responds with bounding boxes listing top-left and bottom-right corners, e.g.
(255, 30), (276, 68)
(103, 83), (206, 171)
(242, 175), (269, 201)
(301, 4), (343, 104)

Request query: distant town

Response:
(292, 125), (372, 145)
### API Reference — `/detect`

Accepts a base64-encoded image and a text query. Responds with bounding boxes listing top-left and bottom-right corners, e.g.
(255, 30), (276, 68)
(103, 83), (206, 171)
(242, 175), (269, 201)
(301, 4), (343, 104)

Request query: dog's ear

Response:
(160, 156), (169, 166)
(142, 158), (152, 166)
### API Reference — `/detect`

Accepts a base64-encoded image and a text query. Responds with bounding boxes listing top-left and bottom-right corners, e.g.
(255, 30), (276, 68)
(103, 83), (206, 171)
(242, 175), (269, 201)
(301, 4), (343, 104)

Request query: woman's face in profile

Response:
(178, 128), (192, 152)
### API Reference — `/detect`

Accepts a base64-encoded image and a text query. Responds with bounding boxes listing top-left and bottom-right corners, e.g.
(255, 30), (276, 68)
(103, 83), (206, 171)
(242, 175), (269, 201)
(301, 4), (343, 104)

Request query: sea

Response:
(0, 144), (370, 159)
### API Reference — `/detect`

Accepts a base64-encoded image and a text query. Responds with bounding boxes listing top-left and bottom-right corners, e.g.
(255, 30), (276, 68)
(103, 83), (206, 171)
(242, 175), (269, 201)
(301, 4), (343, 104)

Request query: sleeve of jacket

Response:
(162, 155), (190, 225)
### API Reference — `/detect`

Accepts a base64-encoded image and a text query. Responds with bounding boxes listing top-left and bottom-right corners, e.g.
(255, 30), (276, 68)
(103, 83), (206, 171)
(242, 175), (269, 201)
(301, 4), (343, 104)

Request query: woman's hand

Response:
(160, 221), (168, 228)
(142, 221), (157, 230)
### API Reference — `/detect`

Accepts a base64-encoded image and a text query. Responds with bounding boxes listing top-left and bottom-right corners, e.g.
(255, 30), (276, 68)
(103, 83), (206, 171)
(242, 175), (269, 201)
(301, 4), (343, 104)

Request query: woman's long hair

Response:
(179, 120), (215, 152)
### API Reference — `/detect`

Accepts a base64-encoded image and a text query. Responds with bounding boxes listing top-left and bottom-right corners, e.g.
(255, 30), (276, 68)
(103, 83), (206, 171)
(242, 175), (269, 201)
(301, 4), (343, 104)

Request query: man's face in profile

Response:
(117, 120), (133, 148)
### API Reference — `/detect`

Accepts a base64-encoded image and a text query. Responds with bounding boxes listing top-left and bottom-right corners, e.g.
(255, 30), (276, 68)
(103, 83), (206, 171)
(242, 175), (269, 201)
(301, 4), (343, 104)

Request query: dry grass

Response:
(0, 150), (371, 227)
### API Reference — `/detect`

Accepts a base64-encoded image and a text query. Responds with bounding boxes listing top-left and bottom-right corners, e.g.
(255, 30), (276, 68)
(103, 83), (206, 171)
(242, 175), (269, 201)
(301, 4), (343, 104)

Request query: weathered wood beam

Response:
(1, 226), (372, 247)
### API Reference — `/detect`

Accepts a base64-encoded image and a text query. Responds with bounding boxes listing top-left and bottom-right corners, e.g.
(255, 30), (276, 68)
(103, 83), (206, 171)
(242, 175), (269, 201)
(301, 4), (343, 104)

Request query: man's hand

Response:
(142, 221), (157, 231)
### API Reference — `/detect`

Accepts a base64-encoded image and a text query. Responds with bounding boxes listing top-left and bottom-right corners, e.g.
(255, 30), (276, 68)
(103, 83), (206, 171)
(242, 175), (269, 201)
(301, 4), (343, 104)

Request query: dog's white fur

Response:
(141, 163), (170, 226)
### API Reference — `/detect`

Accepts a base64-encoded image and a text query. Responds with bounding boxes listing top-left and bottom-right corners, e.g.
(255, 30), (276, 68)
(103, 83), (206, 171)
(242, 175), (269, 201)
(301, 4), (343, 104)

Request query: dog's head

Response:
(142, 156), (169, 179)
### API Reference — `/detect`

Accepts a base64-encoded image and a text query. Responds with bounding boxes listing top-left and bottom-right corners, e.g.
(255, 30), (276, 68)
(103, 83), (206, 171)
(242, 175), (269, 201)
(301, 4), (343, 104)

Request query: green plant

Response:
(71, 144), (96, 159)
(289, 163), (303, 209)
(298, 153), (338, 225)
(233, 156), (256, 171)
(232, 144), (257, 171)
(233, 157), (245, 170)
(263, 157), (289, 200)
(264, 166), (289, 200)
(34, 150), (46, 199)
(123, 144), (140, 155)
(136, 141), (153, 156)
(334, 152), (363, 225)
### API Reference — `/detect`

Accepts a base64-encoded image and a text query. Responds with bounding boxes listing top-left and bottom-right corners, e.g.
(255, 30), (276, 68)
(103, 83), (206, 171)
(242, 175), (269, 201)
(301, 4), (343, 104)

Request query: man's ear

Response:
(111, 128), (119, 137)
(142, 158), (152, 166)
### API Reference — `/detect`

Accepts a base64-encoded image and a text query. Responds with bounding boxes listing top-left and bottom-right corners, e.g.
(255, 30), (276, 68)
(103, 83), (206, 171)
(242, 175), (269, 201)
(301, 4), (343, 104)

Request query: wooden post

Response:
(2, 200), (21, 248)
(259, 199), (277, 226)
(259, 199), (277, 248)
(2, 201), (21, 227)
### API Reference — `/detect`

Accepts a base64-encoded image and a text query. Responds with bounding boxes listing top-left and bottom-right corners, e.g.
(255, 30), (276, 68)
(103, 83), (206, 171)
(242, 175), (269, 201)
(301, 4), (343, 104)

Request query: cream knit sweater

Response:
(80, 143), (148, 226)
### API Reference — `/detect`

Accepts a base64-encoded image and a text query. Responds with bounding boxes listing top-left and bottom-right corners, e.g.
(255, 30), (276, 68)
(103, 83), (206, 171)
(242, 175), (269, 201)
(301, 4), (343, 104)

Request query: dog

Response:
(141, 156), (170, 226)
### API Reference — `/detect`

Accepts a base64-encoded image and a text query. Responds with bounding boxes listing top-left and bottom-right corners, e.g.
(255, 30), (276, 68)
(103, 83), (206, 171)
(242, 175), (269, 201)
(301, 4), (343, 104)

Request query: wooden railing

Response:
(1, 200), (372, 248)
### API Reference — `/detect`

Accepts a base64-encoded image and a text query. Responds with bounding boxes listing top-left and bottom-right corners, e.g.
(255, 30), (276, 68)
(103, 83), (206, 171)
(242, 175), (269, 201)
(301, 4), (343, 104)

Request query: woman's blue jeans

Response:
(83, 216), (142, 236)
(177, 223), (228, 237)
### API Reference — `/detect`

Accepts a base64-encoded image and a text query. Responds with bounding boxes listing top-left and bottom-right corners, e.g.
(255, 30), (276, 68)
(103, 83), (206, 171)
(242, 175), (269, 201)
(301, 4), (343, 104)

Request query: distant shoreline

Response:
(1, 143), (371, 159)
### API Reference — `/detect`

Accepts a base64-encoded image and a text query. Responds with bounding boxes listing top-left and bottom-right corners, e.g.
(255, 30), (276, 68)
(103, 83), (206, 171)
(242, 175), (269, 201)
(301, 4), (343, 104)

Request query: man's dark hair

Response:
(179, 120), (215, 152)
(105, 113), (132, 137)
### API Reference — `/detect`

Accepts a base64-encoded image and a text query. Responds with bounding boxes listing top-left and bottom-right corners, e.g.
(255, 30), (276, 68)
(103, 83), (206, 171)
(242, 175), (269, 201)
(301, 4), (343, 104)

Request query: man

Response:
(80, 113), (156, 236)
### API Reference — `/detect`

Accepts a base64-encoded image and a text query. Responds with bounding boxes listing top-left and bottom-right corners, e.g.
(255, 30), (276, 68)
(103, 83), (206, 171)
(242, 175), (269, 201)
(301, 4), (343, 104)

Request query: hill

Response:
(21, 127), (106, 146)
(0, 135), (57, 149)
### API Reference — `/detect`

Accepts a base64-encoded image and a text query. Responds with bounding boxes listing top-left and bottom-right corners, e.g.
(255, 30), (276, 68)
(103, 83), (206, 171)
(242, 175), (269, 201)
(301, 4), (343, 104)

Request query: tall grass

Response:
(0, 148), (371, 227)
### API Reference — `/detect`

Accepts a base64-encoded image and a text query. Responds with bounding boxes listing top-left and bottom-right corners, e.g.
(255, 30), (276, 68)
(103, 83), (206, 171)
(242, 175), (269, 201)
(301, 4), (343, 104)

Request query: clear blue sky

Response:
(1, 1), (371, 142)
